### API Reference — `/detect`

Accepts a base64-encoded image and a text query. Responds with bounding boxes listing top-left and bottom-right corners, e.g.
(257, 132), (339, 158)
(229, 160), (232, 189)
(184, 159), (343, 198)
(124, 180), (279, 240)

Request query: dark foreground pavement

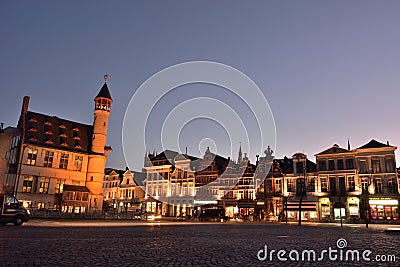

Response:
(0, 220), (399, 266)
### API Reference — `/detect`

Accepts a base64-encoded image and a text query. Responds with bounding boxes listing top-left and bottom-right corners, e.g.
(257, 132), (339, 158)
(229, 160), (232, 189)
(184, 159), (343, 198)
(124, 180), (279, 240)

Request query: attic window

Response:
(59, 124), (66, 129)
(44, 130), (53, 135)
(73, 127), (80, 132)
(29, 137), (38, 142)
(59, 133), (67, 138)
(29, 128), (38, 132)
(44, 121), (53, 126)
(61, 142), (69, 147)
(45, 140), (54, 145)
(29, 118), (37, 123)
(74, 145), (82, 150)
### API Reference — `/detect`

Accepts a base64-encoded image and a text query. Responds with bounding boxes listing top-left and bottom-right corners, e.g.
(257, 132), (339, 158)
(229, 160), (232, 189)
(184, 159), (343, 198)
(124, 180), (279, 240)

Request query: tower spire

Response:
(238, 142), (242, 163)
(347, 139), (351, 150)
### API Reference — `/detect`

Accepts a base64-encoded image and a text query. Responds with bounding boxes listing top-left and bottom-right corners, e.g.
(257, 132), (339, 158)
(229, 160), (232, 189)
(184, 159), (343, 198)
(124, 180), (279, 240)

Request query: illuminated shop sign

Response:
(369, 198), (398, 205)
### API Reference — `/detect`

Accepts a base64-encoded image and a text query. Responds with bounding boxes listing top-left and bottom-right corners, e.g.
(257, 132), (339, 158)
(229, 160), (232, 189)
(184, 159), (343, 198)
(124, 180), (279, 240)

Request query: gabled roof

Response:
(23, 111), (93, 153)
(315, 144), (351, 155)
(357, 139), (393, 149)
(95, 82), (112, 100)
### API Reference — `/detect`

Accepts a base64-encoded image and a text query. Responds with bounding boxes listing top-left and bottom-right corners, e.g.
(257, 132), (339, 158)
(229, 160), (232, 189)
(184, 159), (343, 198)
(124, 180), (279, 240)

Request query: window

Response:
(55, 179), (65, 194)
(37, 202), (45, 210)
(385, 158), (395, 173)
(359, 160), (367, 174)
(39, 177), (50, 194)
(321, 177), (328, 192)
(26, 148), (38, 165)
(22, 176), (34, 193)
(318, 161), (326, 171)
(387, 178), (397, 193)
(361, 178), (369, 193)
(296, 162), (304, 174)
(337, 159), (344, 170)
(347, 176), (355, 192)
(296, 178), (305, 196)
(275, 179), (282, 193)
(59, 153), (69, 169)
(329, 177), (337, 195)
(71, 180), (80, 186)
(307, 178), (315, 192)
(74, 155), (83, 171)
(328, 160), (335, 171)
(374, 178), (382, 194)
(43, 151), (54, 167)
(287, 179), (294, 192)
(372, 159), (381, 174)
(346, 158), (354, 169)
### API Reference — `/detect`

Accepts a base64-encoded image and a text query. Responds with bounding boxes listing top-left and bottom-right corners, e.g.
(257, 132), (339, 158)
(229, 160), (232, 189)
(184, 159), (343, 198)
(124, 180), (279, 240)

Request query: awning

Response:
(285, 196), (318, 211)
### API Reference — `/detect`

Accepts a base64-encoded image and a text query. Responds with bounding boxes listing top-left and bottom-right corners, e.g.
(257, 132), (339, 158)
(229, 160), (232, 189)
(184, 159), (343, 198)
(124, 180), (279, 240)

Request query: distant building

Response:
(315, 140), (399, 223)
(103, 168), (146, 216)
(3, 78), (113, 213)
(0, 126), (19, 194)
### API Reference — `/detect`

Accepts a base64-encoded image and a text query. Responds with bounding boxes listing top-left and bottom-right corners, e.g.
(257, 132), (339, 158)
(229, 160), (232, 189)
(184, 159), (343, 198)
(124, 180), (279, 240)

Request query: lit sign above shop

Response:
(369, 198), (398, 205)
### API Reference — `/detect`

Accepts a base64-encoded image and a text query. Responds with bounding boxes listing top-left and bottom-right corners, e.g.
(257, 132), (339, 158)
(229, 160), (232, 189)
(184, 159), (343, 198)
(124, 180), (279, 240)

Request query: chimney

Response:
(18, 96), (30, 129)
(0, 122), (3, 131)
(387, 141), (390, 146)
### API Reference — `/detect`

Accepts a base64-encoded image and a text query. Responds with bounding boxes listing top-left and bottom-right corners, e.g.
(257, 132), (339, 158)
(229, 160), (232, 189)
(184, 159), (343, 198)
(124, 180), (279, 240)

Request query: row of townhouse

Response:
(258, 140), (399, 223)
(136, 140), (399, 223)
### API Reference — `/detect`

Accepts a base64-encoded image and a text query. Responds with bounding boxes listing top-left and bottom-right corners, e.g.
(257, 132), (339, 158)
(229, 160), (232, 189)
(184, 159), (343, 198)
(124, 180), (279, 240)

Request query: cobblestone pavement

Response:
(0, 220), (399, 266)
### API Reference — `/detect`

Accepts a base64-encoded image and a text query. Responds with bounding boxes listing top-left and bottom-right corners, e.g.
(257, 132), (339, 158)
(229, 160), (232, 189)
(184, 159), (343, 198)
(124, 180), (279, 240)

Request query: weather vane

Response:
(104, 74), (108, 82)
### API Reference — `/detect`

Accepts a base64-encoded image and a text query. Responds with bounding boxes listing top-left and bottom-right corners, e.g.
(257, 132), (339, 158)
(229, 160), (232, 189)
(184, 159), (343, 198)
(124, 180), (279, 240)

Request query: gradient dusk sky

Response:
(1, 1), (400, 170)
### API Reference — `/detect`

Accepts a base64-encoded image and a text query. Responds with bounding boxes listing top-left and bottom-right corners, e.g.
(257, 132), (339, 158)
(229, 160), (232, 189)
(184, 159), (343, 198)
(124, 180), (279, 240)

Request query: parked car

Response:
(198, 208), (228, 222)
(0, 194), (30, 226)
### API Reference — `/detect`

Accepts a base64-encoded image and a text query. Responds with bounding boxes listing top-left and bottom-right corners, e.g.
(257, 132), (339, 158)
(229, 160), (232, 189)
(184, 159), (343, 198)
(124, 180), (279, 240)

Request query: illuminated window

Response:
(37, 202), (45, 210)
(39, 177), (50, 194)
(287, 179), (294, 192)
(320, 177), (328, 192)
(59, 153), (69, 169)
(43, 151), (54, 167)
(348, 176), (355, 192)
(26, 148), (38, 165)
(71, 180), (80, 186)
(22, 176), (34, 193)
(275, 179), (282, 193)
(74, 155), (83, 171)
(55, 179), (65, 194)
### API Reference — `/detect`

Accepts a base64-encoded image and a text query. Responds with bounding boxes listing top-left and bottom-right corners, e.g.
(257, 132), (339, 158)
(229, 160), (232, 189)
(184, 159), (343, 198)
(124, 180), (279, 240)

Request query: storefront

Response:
(286, 196), (318, 222)
(319, 197), (330, 222)
(369, 197), (399, 221)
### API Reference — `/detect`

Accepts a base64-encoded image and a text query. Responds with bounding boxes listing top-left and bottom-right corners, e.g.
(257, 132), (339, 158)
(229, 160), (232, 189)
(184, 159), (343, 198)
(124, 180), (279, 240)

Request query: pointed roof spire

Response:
(347, 139), (351, 150)
(95, 74), (112, 100)
(238, 142), (242, 163)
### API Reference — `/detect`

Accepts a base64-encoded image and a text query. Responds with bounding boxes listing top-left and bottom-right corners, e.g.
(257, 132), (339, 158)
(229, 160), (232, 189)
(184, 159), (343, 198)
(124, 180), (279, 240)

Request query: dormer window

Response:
(29, 118), (37, 123)
(44, 121), (53, 126)
(59, 124), (66, 129)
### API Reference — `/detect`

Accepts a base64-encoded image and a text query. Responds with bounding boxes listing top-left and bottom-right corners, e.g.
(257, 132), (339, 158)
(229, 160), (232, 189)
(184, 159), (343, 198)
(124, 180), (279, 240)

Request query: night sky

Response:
(1, 1), (400, 170)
